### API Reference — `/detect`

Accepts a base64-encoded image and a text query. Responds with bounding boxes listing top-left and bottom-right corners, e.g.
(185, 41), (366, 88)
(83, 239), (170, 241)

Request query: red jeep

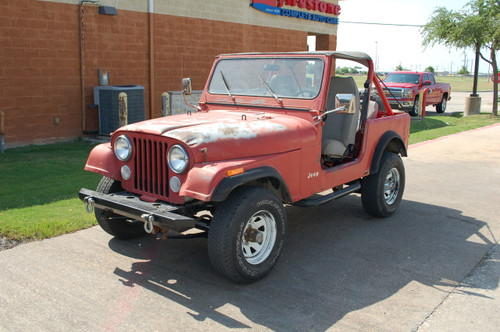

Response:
(80, 51), (410, 283)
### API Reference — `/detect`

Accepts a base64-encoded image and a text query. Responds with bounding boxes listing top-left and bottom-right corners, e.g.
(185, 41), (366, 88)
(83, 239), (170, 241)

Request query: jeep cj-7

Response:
(80, 51), (410, 283)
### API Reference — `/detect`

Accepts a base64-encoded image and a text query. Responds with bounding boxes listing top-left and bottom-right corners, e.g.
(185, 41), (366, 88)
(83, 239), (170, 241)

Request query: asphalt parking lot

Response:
(1, 118), (499, 331)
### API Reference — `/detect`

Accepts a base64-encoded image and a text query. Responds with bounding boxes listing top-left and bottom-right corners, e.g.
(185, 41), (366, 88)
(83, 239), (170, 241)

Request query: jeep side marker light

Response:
(226, 168), (244, 177)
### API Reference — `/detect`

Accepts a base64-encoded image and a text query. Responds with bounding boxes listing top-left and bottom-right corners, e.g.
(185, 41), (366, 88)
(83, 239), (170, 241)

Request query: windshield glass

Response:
(384, 73), (420, 84)
(208, 58), (325, 99)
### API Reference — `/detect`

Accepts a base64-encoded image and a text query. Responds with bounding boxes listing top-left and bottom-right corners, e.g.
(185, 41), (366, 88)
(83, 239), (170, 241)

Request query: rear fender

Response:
(370, 131), (407, 174)
(84, 143), (120, 179)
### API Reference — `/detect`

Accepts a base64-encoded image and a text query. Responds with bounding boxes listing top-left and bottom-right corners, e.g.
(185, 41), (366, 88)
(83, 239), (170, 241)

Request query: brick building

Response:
(0, 0), (341, 147)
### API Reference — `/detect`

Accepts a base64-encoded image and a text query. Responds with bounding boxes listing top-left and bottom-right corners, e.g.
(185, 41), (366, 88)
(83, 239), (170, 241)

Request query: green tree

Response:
(425, 66), (435, 73)
(335, 67), (346, 75)
(395, 64), (406, 71)
(422, 0), (499, 116)
(458, 66), (470, 75)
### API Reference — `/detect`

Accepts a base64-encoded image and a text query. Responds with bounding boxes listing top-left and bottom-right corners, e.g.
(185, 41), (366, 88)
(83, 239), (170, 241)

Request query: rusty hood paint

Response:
(118, 110), (316, 162)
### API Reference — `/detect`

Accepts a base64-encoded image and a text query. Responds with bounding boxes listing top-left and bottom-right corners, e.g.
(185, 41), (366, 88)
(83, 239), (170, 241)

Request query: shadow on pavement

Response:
(107, 195), (496, 331)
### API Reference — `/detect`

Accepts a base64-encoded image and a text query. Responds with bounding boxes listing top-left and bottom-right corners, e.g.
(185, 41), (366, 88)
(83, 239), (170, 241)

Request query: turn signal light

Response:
(226, 167), (244, 177)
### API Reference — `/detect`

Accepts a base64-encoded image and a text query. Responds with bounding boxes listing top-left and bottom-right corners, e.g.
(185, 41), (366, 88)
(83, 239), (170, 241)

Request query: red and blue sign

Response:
(251, 0), (340, 25)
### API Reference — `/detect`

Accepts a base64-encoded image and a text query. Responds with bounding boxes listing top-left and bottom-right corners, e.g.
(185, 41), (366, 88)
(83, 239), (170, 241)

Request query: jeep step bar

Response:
(293, 181), (361, 207)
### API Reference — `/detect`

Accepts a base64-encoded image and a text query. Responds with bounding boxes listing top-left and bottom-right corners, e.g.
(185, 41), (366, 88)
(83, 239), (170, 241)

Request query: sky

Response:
(332, 0), (493, 73)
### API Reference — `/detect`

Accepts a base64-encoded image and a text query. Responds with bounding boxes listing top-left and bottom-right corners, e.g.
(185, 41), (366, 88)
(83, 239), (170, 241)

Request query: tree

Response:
(422, 0), (499, 116)
(425, 66), (435, 73)
(458, 66), (470, 76)
(395, 64), (407, 71)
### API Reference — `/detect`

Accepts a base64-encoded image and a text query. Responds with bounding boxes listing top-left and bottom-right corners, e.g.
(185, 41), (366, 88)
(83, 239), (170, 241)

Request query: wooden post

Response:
(118, 92), (128, 127)
(162, 92), (170, 116)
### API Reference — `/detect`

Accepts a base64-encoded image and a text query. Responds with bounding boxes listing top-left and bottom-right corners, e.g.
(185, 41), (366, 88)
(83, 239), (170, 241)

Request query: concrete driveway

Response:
(1, 124), (499, 331)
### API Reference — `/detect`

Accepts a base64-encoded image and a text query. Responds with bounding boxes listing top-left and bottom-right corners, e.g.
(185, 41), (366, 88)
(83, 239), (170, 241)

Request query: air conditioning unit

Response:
(94, 85), (145, 136)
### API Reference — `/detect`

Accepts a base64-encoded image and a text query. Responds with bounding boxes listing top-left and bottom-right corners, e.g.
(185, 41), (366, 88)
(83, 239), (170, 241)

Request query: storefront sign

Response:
(251, 0), (340, 25)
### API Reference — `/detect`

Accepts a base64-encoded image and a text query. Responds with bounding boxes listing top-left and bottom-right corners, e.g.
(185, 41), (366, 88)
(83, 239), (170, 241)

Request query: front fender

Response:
(180, 158), (291, 203)
(84, 143), (120, 180)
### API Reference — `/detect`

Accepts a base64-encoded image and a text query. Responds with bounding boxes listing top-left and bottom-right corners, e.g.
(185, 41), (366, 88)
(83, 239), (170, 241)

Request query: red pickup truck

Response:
(80, 51), (410, 283)
(382, 71), (451, 116)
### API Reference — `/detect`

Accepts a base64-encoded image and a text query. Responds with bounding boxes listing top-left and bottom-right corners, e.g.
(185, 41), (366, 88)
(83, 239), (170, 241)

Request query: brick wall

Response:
(1, 0), (327, 147)
(1, 0), (81, 146)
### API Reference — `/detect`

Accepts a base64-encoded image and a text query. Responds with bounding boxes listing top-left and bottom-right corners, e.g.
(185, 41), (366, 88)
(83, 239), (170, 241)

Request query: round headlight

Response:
(168, 144), (189, 174)
(114, 135), (133, 162)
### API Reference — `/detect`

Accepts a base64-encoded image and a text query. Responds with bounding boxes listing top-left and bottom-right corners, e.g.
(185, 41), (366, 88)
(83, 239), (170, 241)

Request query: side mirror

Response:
(423, 80), (432, 86)
(335, 93), (356, 114)
(182, 78), (192, 95)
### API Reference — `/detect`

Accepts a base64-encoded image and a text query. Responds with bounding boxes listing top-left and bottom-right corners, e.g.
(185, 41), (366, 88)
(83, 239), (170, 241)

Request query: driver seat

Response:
(322, 76), (361, 158)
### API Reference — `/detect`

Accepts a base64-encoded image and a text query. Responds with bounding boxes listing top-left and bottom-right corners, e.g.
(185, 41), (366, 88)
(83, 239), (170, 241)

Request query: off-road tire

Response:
(436, 95), (447, 113)
(94, 176), (146, 240)
(208, 187), (287, 283)
(361, 152), (405, 218)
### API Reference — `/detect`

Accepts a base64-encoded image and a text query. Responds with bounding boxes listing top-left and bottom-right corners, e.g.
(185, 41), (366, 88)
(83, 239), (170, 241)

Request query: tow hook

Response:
(142, 214), (155, 233)
(84, 197), (94, 213)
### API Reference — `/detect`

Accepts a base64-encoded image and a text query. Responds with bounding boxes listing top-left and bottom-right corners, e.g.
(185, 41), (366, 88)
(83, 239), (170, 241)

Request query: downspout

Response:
(79, 0), (99, 133)
(148, 0), (155, 119)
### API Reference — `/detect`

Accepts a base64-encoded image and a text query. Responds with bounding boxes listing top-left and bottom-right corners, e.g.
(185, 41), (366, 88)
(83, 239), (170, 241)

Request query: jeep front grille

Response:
(132, 136), (169, 199)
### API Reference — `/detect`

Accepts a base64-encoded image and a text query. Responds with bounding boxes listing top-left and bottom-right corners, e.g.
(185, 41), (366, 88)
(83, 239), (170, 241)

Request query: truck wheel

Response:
(361, 152), (405, 218)
(436, 95), (447, 113)
(208, 187), (286, 283)
(409, 97), (419, 116)
(94, 176), (146, 240)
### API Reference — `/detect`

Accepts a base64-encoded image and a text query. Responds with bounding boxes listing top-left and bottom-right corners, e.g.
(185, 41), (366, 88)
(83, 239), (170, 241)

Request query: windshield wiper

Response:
(259, 76), (282, 106)
(220, 71), (235, 103)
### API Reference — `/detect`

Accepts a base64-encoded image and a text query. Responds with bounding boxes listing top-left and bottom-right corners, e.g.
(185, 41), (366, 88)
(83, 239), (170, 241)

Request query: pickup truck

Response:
(382, 71), (451, 116)
(79, 51), (410, 283)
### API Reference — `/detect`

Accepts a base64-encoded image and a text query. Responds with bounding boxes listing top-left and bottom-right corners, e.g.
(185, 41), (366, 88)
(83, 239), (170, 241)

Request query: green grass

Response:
(435, 75), (494, 92)
(409, 113), (500, 144)
(0, 140), (101, 241)
(1, 113), (500, 243)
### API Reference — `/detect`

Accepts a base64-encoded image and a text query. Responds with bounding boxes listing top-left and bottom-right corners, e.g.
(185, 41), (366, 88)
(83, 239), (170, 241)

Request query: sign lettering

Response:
(251, 0), (340, 25)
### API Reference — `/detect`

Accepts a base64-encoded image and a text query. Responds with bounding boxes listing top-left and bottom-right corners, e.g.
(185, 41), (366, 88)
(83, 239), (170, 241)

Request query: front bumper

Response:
(387, 99), (414, 109)
(79, 188), (195, 232)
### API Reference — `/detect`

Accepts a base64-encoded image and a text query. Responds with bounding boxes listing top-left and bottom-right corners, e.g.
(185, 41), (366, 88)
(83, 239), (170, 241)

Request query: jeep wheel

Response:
(408, 97), (419, 116)
(94, 176), (146, 240)
(436, 95), (447, 113)
(208, 187), (286, 283)
(361, 152), (405, 218)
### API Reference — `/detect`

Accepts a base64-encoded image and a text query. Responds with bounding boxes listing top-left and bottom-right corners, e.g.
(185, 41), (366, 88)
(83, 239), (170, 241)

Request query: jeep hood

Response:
(118, 110), (315, 162)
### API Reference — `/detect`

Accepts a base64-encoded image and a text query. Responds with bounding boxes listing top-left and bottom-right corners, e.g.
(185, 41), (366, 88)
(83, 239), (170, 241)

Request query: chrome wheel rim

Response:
(384, 167), (400, 205)
(241, 210), (277, 265)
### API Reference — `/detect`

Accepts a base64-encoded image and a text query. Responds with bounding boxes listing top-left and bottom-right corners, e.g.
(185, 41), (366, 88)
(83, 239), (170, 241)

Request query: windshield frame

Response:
(207, 57), (326, 101)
